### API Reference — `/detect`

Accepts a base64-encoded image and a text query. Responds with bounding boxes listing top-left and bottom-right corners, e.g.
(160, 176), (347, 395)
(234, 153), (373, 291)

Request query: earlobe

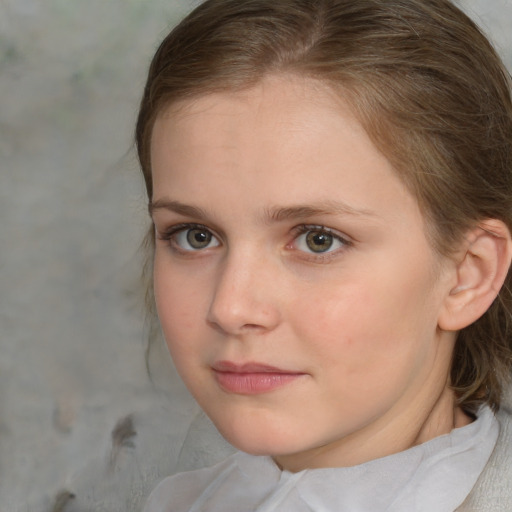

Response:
(438, 219), (512, 331)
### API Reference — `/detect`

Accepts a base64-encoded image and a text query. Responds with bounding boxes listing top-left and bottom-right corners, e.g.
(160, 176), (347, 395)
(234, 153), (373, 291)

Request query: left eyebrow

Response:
(264, 201), (377, 223)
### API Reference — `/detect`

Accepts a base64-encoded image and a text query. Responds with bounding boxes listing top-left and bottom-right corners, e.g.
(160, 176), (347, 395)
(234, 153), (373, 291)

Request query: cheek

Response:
(288, 265), (438, 371)
(153, 257), (210, 353)
(289, 286), (387, 368)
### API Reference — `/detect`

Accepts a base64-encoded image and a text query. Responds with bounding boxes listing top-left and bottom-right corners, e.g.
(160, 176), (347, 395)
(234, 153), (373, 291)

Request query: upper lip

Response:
(212, 361), (303, 374)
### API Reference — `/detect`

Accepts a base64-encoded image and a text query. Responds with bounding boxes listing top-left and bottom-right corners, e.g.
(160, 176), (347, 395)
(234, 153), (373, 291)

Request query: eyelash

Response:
(157, 223), (218, 252)
(290, 224), (353, 257)
(156, 223), (352, 259)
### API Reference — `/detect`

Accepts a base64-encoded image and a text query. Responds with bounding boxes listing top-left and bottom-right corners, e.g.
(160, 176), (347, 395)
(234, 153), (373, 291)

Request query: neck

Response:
(274, 334), (473, 474)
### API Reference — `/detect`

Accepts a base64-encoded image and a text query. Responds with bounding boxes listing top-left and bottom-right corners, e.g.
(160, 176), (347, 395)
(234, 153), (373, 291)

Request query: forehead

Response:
(151, 75), (373, 176)
(150, 74), (424, 232)
(153, 75), (352, 154)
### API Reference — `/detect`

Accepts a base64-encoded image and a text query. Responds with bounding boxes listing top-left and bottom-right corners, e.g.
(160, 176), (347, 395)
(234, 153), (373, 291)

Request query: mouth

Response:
(211, 361), (306, 395)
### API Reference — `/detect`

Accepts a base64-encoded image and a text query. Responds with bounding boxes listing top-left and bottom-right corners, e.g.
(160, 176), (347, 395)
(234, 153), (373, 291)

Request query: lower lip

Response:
(214, 371), (304, 395)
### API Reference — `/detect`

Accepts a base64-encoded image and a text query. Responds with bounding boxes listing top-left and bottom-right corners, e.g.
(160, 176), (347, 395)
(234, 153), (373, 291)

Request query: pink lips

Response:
(212, 361), (305, 395)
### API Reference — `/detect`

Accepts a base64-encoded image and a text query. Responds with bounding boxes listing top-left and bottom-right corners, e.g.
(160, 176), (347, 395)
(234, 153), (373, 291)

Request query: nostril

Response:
(207, 298), (280, 335)
(207, 318), (229, 335)
(206, 261), (282, 335)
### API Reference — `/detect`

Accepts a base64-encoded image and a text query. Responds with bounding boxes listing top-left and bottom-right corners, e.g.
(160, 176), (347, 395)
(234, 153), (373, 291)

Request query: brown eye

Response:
(172, 226), (220, 251)
(187, 228), (213, 249)
(305, 231), (334, 253)
(293, 226), (348, 256)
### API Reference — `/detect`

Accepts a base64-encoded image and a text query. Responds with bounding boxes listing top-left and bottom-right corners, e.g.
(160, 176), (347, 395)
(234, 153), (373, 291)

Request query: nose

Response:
(207, 249), (282, 336)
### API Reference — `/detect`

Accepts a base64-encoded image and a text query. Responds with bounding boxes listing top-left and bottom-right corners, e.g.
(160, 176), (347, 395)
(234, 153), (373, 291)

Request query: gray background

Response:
(1, 1), (511, 510)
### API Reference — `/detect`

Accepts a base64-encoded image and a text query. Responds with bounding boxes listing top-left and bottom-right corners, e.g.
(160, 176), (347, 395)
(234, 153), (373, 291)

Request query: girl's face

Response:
(150, 75), (459, 471)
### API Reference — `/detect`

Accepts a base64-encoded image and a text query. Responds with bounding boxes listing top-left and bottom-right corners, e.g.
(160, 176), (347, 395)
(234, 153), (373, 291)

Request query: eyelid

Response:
(156, 222), (352, 259)
(156, 222), (221, 252)
(289, 224), (353, 257)
(292, 224), (352, 242)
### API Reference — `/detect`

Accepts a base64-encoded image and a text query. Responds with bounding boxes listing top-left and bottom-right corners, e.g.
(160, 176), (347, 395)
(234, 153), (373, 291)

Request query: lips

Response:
(212, 361), (306, 395)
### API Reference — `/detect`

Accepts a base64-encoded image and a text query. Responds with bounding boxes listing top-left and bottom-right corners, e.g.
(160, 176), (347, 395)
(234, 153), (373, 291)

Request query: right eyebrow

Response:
(148, 199), (209, 219)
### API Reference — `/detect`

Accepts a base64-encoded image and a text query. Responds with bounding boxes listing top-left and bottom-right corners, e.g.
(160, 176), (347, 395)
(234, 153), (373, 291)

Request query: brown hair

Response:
(136, 0), (512, 413)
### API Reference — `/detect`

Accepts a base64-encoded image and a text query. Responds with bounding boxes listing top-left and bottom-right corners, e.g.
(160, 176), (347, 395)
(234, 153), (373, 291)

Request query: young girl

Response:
(137, 0), (512, 510)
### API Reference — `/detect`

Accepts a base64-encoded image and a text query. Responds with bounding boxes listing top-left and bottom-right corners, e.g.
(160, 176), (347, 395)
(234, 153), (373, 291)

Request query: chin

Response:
(212, 416), (305, 458)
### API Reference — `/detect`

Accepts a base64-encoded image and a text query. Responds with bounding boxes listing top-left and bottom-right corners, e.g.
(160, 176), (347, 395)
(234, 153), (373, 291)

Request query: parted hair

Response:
(136, 0), (512, 413)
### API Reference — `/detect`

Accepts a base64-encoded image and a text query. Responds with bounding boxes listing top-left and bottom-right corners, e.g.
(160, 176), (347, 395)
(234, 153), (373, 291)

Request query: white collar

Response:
(145, 406), (499, 512)
(231, 406), (498, 512)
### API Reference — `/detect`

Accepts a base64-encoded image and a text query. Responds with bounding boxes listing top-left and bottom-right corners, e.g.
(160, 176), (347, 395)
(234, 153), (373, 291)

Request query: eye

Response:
(160, 224), (220, 252)
(175, 227), (220, 251)
(293, 226), (349, 254)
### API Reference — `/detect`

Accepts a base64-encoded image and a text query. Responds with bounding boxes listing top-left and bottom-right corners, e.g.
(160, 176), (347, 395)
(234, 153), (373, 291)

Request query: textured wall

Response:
(1, 1), (511, 511)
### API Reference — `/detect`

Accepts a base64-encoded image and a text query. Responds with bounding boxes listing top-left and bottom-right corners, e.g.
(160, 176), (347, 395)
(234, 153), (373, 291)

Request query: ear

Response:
(438, 219), (512, 331)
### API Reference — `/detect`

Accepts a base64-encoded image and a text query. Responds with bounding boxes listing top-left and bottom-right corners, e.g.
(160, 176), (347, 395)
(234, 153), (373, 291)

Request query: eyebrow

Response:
(149, 199), (208, 218)
(149, 198), (377, 222)
(263, 201), (377, 222)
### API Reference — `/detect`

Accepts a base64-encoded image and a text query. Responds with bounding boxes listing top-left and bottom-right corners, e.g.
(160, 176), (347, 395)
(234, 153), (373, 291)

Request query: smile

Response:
(212, 361), (306, 395)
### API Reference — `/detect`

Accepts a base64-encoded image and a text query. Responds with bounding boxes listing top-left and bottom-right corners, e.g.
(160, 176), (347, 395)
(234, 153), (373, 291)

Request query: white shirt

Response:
(144, 406), (498, 512)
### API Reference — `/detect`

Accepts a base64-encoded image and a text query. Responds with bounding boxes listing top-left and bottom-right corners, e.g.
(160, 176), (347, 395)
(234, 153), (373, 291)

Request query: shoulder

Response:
(143, 454), (239, 512)
(143, 451), (280, 512)
(459, 405), (512, 511)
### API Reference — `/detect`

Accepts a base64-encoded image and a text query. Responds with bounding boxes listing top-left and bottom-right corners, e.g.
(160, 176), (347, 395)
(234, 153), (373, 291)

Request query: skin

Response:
(150, 74), (471, 472)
